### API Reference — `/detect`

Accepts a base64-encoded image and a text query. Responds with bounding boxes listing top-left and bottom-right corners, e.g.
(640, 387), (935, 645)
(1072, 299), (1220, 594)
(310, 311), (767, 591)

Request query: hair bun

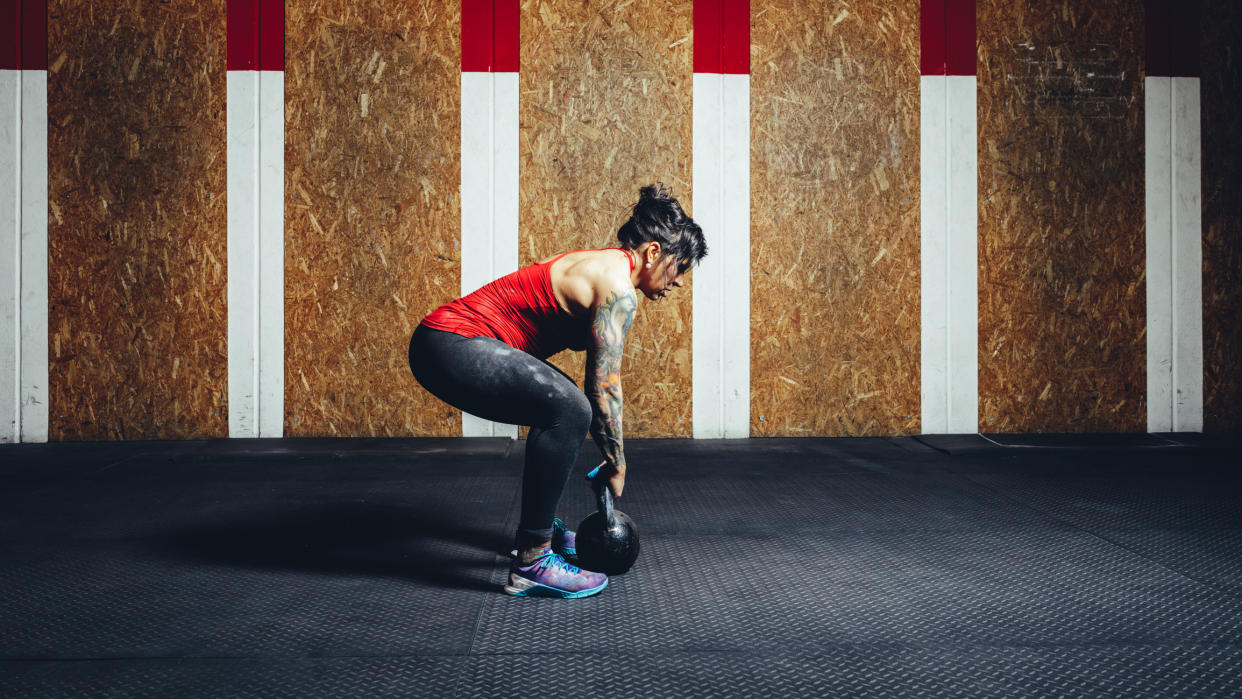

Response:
(638, 182), (674, 203)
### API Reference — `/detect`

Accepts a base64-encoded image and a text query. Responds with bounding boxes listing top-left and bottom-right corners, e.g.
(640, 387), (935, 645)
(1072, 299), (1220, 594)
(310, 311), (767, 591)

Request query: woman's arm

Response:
(585, 285), (637, 495)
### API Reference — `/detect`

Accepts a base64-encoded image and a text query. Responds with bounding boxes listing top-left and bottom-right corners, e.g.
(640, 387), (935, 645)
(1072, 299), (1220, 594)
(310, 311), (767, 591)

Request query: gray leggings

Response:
(409, 324), (592, 544)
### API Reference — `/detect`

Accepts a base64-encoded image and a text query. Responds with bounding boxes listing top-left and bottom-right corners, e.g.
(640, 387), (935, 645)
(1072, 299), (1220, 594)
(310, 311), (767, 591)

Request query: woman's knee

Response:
(562, 389), (593, 435)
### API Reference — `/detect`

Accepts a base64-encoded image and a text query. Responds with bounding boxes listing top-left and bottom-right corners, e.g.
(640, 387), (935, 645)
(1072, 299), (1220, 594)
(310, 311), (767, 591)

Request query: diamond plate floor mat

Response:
(1, 436), (1240, 696)
(4, 645), (1238, 698)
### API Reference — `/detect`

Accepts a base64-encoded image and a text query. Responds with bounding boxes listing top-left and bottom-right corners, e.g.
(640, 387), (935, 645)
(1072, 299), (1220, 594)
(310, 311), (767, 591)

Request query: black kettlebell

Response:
(576, 463), (640, 575)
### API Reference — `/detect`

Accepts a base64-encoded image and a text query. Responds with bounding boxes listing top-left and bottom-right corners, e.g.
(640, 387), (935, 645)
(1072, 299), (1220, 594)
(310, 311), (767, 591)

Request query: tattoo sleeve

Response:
(585, 287), (637, 471)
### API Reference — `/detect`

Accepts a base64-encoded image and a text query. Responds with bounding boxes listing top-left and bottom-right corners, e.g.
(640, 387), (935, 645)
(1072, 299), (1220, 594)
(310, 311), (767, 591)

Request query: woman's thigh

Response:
(410, 327), (588, 428)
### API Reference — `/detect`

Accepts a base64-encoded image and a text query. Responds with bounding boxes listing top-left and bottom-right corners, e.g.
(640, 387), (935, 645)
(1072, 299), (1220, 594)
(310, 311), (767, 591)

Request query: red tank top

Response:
(420, 248), (634, 359)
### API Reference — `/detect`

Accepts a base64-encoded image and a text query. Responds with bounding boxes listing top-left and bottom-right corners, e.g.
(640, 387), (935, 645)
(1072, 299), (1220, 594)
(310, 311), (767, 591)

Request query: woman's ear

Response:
(645, 241), (662, 264)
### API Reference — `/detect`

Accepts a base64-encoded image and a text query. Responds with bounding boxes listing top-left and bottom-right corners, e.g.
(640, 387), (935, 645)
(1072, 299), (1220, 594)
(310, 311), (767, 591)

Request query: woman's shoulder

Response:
(548, 248), (633, 312)
(538, 247), (626, 265)
(559, 248), (631, 278)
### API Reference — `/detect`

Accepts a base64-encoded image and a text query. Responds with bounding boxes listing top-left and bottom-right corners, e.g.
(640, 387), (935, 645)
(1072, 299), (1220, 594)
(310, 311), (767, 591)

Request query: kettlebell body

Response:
(576, 465), (640, 575)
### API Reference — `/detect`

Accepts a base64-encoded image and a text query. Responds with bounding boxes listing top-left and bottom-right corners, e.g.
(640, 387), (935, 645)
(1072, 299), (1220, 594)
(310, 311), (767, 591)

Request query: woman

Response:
(409, 183), (706, 598)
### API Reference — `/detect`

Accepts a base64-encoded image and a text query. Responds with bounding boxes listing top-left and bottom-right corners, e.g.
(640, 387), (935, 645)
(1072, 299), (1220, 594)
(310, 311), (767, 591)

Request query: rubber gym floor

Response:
(1, 434), (1240, 697)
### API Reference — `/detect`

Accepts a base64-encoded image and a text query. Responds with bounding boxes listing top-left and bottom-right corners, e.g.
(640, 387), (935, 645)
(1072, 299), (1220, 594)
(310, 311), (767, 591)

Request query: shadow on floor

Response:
(150, 499), (511, 593)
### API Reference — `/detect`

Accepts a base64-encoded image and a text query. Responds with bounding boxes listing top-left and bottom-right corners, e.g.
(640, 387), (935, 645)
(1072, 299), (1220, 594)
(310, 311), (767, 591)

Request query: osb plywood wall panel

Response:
(519, 0), (694, 438)
(1202, 0), (1242, 432)
(284, 1), (461, 437)
(750, 1), (921, 436)
(977, 0), (1145, 433)
(47, 0), (228, 440)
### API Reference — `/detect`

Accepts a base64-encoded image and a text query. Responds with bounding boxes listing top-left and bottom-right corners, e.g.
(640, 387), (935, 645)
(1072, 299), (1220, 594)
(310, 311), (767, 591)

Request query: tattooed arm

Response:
(585, 285), (638, 496)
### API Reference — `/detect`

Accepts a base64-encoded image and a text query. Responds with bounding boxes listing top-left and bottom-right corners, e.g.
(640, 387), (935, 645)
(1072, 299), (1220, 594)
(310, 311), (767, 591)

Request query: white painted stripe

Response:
(258, 70), (285, 437)
(460, 73), (491, 296)
(1171, 77), (1202, 432)
(945, 75), (978, 434)
(2, 71), (50, 443)
(692, 73), (750, 439)
(1146, 76), (1203, 433)
(460, 71), (519, 439)
(691, 73), (722, 438)
(228, 71), (285, 438)
(1145, 76), (1174, 433)
(1, 70), (19, 443)
(492, 73), (520, 285)
(920, 76), (949, 434)
(20, 71), (48, 443)
(720, 73), (751, 438)
(920, 75), (978, 434)
(228, 71), (261, 438)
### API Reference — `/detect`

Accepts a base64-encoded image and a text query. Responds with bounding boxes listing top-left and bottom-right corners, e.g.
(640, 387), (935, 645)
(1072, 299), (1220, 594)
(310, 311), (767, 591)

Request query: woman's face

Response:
(638, 251), (688, 302)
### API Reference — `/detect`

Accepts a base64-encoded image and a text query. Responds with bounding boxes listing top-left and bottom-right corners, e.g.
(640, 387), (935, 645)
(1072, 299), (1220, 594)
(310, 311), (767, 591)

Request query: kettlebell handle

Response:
(585, 462), (616, 523)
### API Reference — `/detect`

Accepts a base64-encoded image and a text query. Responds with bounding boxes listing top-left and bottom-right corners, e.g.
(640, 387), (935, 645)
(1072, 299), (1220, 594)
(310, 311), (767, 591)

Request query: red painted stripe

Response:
(1169, 0), (1199, 77)
(695, 0), (748, 75)
(258, 0), (283, 71)
(462, 0), (518, 72)
(12, 0), (47, 70)
(229, 0), (282, 71)
(693, 0), (722, 74)
(493, 0), (518, 72)
(920, 0), (946, 75)
(923, 0), (974, 76)
(461, 0), (491, 71)
(721, 0), (748, 74)
(1147, 0), (1199, 77)
(227, 0), (259, 70)
(1145, 0), (1171, 76)
(944, 0), (974, 76)
(2, 0), (18, 70)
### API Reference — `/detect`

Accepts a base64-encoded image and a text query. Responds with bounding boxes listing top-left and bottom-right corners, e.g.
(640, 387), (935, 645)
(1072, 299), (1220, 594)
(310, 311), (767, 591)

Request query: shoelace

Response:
(537, 551), (579, 575)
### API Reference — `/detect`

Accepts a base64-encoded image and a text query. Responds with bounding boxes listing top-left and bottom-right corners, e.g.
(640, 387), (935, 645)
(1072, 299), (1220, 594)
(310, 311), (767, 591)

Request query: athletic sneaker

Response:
(504, 550), (608, 598)
(552, 518), (577, 560)
(505, 519), (578, 560)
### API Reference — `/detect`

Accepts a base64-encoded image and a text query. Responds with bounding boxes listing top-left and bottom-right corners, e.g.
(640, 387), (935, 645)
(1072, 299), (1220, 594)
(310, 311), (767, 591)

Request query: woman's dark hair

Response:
(617, 183), (707, 272)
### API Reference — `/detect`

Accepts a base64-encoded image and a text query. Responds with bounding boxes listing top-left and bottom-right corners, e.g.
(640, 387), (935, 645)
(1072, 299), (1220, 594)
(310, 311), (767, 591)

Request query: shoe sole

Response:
(503, 574), (608, 599)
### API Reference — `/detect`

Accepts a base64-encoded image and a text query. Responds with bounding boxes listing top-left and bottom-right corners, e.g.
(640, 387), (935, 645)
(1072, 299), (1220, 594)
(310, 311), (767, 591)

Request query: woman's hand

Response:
(605, 463), (626, 498)
(589, 461), (627, 498)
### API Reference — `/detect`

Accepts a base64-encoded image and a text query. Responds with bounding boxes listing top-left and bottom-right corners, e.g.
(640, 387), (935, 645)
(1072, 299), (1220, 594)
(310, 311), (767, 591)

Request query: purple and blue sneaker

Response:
(552, 518), (577, 561)
(507, 519), (579, 561)
(504, 550), (608, 598)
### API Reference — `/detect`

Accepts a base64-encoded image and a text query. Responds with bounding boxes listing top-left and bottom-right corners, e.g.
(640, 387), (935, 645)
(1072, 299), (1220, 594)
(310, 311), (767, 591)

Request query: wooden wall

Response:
(750, 1), (922, 436)
(47, 0), (228, 440)
(34, 2), (1242, 440)
(977, 0), (1146, 433)
(519, 0), (695, 438)
(1201, 0), (1242, 433)
(284, 0), (461, 437)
